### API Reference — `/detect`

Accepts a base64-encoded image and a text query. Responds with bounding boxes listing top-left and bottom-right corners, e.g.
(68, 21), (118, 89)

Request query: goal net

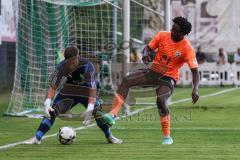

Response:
(5, 0), (164, 116)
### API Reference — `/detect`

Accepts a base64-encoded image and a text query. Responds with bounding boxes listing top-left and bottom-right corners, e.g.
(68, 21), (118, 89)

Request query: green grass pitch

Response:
(0, 87), (240, 160)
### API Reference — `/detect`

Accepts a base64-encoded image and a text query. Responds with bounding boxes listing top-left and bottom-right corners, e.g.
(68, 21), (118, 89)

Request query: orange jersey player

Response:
(149, 31), (198, 81)
(99, 17), (200, 145)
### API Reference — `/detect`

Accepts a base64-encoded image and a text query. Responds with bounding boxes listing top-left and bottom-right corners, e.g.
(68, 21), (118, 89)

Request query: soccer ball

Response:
(57, 126), (76, 145)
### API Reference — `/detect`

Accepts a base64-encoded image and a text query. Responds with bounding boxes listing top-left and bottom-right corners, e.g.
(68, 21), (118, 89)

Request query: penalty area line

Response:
(0, 87), (238, 150)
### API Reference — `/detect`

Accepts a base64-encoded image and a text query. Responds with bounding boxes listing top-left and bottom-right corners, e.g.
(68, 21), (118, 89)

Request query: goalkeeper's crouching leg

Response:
(23, 111), (56, 144)
(93, 106), (122, 144)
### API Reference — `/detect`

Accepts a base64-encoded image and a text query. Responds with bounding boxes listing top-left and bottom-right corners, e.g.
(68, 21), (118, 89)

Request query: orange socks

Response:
(109, 93), (125, 116)
(160, 115), (170, 137)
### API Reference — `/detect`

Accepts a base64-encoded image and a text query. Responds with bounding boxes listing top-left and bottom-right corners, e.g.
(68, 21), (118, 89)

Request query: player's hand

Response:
(191, 89), (199, 104)
(82, 103), (94, 127)
(142, 46), (150, 65)
(141, 46), (155, 65)
(82, 111), (92, 127)
(142, 55), (151, 65)
(44, 98), (54, 118)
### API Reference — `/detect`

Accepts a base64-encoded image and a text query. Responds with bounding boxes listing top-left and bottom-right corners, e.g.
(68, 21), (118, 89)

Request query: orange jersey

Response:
(148, 31), (198, 81)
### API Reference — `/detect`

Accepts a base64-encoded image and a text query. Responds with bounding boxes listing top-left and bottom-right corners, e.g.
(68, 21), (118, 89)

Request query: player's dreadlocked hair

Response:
(64, 46), (79, 59)
(173, 16), (192, 35)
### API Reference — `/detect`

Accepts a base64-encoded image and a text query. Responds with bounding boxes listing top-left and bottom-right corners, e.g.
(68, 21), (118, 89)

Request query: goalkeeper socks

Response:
(160, 115), (170, 137)
(95, 119), (112, 138)
(109, 93), (124, 116)
(35, 117), (55, 141)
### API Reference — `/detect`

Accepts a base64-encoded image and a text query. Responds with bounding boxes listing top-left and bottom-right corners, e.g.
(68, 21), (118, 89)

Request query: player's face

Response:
(66, 55), (79, 70)
(171, 23), (184, 42)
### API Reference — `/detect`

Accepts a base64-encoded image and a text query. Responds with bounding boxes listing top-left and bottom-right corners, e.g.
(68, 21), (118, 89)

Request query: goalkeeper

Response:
(99, 17), (200, 145)
(23, 46), (122, 144)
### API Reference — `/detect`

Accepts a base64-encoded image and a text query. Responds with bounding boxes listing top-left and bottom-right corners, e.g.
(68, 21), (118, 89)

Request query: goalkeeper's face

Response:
(66, 55), (80, 70)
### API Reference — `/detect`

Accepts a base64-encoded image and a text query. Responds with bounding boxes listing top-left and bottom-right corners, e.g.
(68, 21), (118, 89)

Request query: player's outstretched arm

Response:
(44, 86), (56, 118)
(191, 68), (200, 104)
(82, 89), (96, 127)
(82, 63), (97, 127)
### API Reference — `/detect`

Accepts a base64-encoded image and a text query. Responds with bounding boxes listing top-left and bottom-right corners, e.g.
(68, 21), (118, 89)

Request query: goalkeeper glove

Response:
(82, 103), (94, 127)
(44, 98), (54, 118)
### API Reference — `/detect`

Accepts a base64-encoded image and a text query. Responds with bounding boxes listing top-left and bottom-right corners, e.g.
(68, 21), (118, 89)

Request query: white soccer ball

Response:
(57, 126), (76, 145)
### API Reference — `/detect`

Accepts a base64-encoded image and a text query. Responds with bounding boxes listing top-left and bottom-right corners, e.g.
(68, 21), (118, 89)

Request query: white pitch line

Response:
(0, 142), (24, 150)
(136, 87), (239, 105)
(111, 127), (240, 131)
(125, 87), (239, 115)
(0, 124), (97, 150)
(0, 87), (238, 150)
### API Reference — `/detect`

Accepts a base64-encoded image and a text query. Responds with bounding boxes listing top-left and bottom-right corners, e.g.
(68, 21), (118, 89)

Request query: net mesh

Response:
(6, 0), (164, 116)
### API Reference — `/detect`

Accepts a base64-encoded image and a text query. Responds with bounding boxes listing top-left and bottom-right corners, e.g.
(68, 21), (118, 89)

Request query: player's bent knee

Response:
(53, 99), (75, 116)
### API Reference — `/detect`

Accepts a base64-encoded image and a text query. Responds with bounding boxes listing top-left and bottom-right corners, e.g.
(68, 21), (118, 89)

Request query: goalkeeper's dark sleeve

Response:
(49, 68), (62, 89)
(83, 62), (98, 100)
(48, 64), (68, 89)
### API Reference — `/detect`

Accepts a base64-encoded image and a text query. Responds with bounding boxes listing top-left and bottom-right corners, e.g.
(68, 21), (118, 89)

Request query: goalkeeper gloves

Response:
(82, 103), (94, 127)
(44, 98), (54, 118)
